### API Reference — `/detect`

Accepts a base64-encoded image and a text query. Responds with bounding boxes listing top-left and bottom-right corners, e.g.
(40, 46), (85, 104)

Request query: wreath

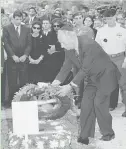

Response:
(13, 83), (77, 120)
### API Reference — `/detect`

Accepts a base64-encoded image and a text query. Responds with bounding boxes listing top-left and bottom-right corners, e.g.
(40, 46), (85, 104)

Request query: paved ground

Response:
(1, 102), (126, 149)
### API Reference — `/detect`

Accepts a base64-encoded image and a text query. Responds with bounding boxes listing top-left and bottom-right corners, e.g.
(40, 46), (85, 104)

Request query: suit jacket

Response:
(3, 24), (31, 58)
(56, 35), (121, 94)
(41, 30), (61, 60)
(24, 16), (40, 25)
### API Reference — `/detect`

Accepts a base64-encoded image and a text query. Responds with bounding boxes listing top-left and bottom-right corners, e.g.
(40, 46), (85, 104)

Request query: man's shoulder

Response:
(3, 23), (13, 31)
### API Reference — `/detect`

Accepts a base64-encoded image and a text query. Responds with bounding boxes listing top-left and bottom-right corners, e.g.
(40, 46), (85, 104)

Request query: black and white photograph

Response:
(1, 0), (126, 149)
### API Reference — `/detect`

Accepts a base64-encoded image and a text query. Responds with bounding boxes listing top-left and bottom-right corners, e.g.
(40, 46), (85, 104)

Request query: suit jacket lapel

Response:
(66, 50), (81, 68)
(11, 24), (19, 39)
(19, 25), (24, 40)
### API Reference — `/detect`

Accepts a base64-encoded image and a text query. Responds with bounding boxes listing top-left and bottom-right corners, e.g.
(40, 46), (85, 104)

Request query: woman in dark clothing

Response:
(28, 21), (45, 83)
(83, 15), (97, 39)
(40, 18), (65, 83)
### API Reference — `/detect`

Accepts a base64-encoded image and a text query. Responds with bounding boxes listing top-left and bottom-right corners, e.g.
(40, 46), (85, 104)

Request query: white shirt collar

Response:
(14, 24), (21, 30)
(13, 24), (21, 35)
(43, 29), (51, 35)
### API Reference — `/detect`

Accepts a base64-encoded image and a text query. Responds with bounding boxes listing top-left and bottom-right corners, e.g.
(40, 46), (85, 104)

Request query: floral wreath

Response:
(13, 82), (77, 120)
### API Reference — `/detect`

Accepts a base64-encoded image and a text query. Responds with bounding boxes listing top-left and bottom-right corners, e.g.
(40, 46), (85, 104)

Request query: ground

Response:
(1, 101), (126, 149)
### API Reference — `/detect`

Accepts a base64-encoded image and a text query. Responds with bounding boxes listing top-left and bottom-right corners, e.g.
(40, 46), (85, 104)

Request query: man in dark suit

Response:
(52, 26), (121, 145)
(3, 10), (31, 107)
(24, 7), (40, 26)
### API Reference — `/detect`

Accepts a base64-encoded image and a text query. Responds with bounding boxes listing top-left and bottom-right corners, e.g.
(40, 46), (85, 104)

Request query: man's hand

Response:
(52, 80), (61, 86)
(19, 55), (27, 62)
(12, 55), (20, 63)
(56, 84), (72, 97)
(48, 45), (56, 55)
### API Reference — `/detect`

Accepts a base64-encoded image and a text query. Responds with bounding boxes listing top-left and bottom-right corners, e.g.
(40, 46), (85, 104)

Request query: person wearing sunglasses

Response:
(52, 18), (63, 33)
(28, 21), (45, 83)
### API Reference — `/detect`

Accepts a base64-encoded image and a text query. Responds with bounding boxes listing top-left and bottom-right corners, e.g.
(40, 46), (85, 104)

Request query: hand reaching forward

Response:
(56, 84), (72, 97)
(52, 80), (61, 86)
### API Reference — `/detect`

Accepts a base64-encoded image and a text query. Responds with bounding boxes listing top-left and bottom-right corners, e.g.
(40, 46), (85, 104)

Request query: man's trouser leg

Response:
(94, 92), (114, 136)
(79, 85), (97, 139)
(110, 55), (124, 109)
(7, 59), (18, 102)
(109, 84), (119, 109)
(120, 68), (126, 112)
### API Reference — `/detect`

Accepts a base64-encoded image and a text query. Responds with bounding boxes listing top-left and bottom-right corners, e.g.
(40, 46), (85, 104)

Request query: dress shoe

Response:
(109, 108), (115, 111)
(77, 137), (89, 145)
(122, 111), (126, 117)
(100, 133), (115, 141)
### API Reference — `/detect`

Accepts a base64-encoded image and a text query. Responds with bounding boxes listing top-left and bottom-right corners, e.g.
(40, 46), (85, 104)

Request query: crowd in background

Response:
(1, 3), (126, 115)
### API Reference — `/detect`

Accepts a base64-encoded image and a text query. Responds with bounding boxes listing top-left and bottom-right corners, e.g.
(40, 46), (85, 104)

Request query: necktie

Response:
(16, 27), (19, 38)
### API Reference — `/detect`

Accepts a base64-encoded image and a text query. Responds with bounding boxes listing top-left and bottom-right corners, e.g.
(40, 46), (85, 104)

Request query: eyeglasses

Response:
(53, 25), (60, 28)
(33, 26), (41, 30)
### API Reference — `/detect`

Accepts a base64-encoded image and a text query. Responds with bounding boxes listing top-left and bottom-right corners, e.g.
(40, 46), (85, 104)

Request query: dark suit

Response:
(24, 16), (40, 26)
(55, 35), (121, 138)
(3, 24), (31, 102)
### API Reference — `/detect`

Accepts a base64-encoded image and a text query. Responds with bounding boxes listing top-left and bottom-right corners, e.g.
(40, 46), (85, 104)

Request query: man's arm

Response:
(72, 44), (94, 86)
(3, 26), (15, 57)
(24, 28), (31, 56)
(55, 52), (73, 83)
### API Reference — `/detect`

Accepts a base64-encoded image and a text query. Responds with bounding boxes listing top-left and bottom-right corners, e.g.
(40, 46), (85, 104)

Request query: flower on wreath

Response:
(50, 140), (59, 148)
(37, 141), (44, 149)
(60, 140), (66, 148)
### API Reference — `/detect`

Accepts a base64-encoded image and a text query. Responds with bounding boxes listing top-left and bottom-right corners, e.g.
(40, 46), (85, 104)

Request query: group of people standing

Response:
(1, 9), (65, 108)
(1, 4), (126, 146)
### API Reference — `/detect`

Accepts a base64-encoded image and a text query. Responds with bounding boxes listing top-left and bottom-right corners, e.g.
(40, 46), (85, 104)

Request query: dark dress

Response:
(41, 30), (65, 83)
(28, 35), (45, 83)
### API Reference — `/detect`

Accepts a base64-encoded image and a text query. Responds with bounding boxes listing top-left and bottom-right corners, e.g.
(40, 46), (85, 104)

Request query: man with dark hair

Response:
(25, 7), (40, 26)
(3, 10), (31, 108)
(63, 10), (73, 27)
(96, 9), (126, 115)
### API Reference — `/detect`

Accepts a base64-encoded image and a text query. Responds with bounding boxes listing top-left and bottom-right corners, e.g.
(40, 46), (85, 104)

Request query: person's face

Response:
(42, 20), (51, 30)
(53, 23), (60, 32)
(13, 16), (22, 26)
(84, 17), (93, 27)
(105, 16), (116, 25)
(66, 11), (73, 20)
(73, 15), (83, 26)
(116, 14), (124, 24)
(54, 10), (60, 17)
(32, 24), (41, 34)
(94, 19), (102, 29)
(29, 8), (36, 17)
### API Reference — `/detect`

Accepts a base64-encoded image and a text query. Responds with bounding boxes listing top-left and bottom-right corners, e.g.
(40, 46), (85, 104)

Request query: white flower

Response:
(37, 82), (49, 88)
(50, 140), (59, 148)
(42, 136), (48, 140)
(11, 140), (19, 146)
(50, 122), (60, 126)
(60, 140), (65, 148)
(39, 120), (46, 124)
(16, 134), (24, 138)
(37, 141), (44, 149)
(55, 126), (63, 130)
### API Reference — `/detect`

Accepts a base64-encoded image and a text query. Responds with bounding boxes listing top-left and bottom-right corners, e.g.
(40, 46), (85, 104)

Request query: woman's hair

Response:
(83, 15), (94, 28)
(31, 21), (42, 34)
(52, 18), (63, 28)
